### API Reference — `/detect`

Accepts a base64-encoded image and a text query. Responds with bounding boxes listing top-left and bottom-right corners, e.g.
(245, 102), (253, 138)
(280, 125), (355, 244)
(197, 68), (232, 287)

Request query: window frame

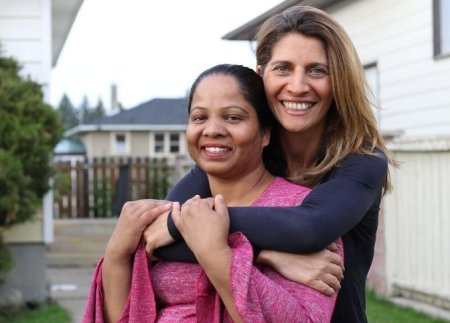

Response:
(364, 62), (381, 125)
(433, 0), (450, 58)
(151, 131), (182, 156)
(154, 132), (165, 154)
(111, 132), (131, 155)
(169, 132), (180, 153)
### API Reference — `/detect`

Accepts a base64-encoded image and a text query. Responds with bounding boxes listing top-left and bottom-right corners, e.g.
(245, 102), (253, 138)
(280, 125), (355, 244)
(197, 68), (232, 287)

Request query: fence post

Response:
(114, 164), (130, 216)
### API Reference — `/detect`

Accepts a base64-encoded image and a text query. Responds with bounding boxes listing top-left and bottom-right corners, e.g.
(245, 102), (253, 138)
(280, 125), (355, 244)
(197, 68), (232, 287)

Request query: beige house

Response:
(66, 98), (190, 160)
(224, 0), (450, 318)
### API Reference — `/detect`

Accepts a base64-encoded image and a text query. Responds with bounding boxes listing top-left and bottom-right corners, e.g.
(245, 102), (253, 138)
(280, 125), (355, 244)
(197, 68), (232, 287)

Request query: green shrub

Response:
(0, 53), (63, 277)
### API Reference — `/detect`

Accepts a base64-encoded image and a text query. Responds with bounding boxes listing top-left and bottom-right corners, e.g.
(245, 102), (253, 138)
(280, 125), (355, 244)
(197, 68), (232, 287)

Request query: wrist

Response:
(196, 244), (232, 267)
(104, 244), (134, 265)
(167, 211), (183, 241)
(255, 249), (274, 266)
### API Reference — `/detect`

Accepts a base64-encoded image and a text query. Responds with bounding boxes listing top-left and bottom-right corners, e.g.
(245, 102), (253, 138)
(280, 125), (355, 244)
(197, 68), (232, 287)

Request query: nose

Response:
(286, 70), (310, 95)
(203, 118), (226, 137)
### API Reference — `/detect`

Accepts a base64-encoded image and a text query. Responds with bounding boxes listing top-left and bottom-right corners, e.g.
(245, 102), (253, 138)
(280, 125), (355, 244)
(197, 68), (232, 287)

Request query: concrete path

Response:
(47, 266), (95, 323)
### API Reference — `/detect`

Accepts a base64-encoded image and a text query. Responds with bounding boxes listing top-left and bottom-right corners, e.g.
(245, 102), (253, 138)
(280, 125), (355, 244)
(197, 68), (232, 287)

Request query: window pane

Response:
(115, 134), (126, 152)
(155, 133), (164, 153)
(364, 65), (380, 124)
(170, 133), (179, 153)
(440, 0), (450, 54)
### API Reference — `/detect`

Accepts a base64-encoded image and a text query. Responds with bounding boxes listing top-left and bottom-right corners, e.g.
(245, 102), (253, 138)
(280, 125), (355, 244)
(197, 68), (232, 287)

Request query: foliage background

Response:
(0, 54), (63, 279)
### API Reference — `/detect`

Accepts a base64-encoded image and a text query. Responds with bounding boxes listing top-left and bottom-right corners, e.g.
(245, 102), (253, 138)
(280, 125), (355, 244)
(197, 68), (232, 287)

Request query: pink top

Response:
(82, 177), (343, 322)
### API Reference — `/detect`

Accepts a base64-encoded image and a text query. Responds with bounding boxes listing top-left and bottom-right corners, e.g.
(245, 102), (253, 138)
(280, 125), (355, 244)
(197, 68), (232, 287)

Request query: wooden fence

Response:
(53, 156), (193, 218)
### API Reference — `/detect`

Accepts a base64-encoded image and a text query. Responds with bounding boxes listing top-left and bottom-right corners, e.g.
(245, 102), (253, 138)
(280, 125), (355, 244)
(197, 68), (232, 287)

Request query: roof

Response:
(54, 137), (86, 155)
(93, 98), (189, 125)
(222, 0), (343, 41)
(65, 98), (189, 136)
(52, 0), (84, 67)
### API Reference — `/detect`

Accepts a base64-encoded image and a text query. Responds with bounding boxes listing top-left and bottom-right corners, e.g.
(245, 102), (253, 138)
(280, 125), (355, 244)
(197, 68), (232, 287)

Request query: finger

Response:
(323, 273), (341, 292)
(311, 281), (335, 297)
(143, 198), (171, 208)
(327, 242), (339, 252)
(328, 263), (344, 282)
(204, 197), (215, 208)
(171, 201), (181, 227)
(183, 195), (200, 208)
(140, 203), (172, 224)
(327, 251), (344, 268)
(214, 194), (228, 216)
(145, 244), (158, 261)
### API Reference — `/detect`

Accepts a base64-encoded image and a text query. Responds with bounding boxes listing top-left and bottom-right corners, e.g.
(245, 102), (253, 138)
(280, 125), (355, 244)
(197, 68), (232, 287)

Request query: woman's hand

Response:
(172, 195), (230, 260)
(143, 209), (175, 260)
(256, 244), (344, 296)
(105, 199), (172, 262)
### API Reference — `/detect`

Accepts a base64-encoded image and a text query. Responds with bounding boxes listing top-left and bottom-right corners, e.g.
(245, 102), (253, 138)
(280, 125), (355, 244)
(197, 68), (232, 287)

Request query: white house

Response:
(224, 0), (450, 317)
(0, 0), (83, 305)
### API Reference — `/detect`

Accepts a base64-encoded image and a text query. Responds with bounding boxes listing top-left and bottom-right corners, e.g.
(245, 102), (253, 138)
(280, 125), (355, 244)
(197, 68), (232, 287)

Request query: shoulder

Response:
(329, 151), (388, 188)
(253, 177), (311, 207)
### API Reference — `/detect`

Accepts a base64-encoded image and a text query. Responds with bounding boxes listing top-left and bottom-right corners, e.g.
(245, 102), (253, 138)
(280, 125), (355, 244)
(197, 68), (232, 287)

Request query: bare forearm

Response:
(102, 253), (132, 323)
(197, 248), (243, 323)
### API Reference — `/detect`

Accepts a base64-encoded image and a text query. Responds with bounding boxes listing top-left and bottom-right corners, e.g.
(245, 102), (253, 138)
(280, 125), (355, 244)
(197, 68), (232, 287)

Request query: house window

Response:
(169, 133), (180, 153)
(154, 133), (164, 153)
(114, 133), (128, 153)
(434, 0), (450, 57)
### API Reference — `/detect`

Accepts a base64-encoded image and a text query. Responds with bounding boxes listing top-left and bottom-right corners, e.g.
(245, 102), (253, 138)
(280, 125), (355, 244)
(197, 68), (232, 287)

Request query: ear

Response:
(262, 127), (271, 148)
(256, 65), (263, 76)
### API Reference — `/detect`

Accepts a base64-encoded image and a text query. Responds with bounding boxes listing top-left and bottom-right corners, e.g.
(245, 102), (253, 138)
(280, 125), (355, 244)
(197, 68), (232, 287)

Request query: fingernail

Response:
(216, 194), (223, 200)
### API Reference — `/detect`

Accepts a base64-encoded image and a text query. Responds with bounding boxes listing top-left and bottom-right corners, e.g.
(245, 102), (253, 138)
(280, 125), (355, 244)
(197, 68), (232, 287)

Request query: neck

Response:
(279, 129), (323, 177)
(208, 164), (273, 206)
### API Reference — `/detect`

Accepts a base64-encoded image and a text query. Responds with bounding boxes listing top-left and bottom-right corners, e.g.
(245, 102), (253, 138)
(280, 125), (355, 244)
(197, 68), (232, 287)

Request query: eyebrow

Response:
(190, 105), (250, 113)
(269, 60), (328, 67)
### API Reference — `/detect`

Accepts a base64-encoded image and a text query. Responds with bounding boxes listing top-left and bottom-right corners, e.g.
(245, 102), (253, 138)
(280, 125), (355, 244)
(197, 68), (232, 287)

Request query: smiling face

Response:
(260, 33), (333, 138)
(187, 74), (270, 180)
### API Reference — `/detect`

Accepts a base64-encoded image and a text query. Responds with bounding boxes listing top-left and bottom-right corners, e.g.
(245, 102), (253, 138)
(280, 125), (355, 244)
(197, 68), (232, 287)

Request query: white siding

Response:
(0, 0), (52, 99)
(329, 0), (450, 137)
(383, 147), (450, 305)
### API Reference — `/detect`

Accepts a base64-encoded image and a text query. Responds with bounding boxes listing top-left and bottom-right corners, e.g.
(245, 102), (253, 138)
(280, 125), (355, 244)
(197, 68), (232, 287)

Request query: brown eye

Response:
(190, 114), (206, 123)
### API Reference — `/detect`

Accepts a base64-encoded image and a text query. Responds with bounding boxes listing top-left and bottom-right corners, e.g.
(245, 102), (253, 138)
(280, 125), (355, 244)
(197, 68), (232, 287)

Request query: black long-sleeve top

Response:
(156, 152), (388, 323)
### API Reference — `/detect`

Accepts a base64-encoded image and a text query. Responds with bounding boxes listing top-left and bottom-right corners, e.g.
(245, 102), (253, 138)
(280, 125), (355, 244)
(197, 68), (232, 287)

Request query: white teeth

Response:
(283, 101), (313, 111)
(205, 147), (229, 153)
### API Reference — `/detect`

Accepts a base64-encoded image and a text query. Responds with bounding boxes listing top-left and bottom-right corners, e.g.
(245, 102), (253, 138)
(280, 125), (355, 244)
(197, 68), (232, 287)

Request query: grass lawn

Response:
(367, 290), (450, 323)
(0, 291), (448, 322)
(0, 303), (70, 323)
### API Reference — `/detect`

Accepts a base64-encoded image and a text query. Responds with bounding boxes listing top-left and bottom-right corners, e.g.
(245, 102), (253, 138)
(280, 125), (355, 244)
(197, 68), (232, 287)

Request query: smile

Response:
(204, 146), (231, 154)
(283, 101), (314, 111)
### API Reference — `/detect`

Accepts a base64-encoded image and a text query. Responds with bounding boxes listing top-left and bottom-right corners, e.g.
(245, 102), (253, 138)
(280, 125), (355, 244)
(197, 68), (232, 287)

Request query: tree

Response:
(0, 54), (63, 279)
(91, 97), (106, 122)
(78, 95), (90, 124)
(57, 93), (78, 130)
(76, 96), (106, 124)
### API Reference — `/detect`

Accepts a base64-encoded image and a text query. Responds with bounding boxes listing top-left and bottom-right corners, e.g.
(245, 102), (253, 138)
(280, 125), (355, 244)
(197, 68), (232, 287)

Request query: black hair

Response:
(188, 64), (274, 131)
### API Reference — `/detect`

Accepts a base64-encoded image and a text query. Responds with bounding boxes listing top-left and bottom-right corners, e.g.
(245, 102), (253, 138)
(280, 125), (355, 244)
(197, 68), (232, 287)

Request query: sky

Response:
(50, 0), (282, 112)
